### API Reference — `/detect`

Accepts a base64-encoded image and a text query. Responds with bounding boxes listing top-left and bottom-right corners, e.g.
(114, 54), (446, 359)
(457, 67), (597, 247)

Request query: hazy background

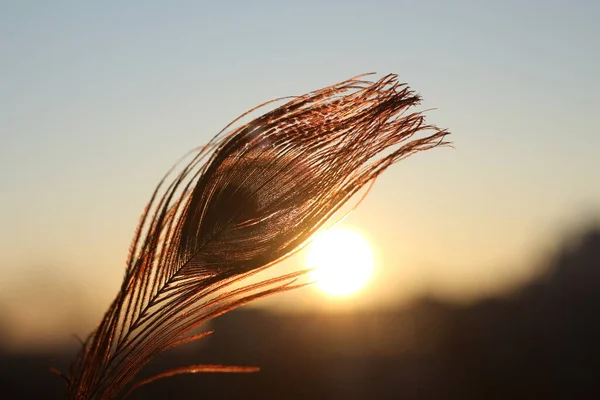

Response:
(1, 2), (599, 396)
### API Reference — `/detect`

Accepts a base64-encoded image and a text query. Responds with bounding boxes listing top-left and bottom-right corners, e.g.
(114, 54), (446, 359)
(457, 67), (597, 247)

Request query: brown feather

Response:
(65, 73), (450, 399)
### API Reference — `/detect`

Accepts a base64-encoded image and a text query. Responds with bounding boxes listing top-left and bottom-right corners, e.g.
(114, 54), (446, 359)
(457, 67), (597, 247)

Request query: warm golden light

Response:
(306, 228), (375, 296)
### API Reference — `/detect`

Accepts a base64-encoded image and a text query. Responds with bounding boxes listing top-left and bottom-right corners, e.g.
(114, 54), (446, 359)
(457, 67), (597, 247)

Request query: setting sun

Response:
(306, 228), (375, 296)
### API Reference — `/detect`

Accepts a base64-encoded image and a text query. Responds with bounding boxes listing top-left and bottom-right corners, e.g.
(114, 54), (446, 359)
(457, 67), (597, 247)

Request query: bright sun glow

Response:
(306, 228), (375, 296)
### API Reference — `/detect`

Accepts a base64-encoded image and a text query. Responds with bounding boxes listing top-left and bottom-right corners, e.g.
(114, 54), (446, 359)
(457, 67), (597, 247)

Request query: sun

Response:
(306, 228), (375, 296)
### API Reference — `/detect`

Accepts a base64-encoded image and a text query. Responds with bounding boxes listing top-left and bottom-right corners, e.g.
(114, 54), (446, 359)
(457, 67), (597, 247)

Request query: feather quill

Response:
(64, 73), (450, 399)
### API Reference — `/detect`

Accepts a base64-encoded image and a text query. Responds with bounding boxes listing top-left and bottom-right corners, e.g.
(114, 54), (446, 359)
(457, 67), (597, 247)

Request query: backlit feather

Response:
(64, 73), (450, 399)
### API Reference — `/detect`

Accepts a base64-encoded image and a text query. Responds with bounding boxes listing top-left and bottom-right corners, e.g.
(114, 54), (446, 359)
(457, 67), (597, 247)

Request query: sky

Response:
(1, 0), (599, 347)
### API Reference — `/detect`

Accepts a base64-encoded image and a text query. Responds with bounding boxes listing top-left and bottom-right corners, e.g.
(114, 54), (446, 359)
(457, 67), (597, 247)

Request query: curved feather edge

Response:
(123, 364), (260, 399)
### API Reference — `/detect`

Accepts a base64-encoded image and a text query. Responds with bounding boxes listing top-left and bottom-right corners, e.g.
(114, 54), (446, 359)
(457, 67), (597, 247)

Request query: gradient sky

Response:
(1, 1), (599, 346)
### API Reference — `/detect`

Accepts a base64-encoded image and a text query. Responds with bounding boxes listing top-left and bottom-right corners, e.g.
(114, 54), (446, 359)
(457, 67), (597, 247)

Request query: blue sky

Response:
(1, 0), (599, 344)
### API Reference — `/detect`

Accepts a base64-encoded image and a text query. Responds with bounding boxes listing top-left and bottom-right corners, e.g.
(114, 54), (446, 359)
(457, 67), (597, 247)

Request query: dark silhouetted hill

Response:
(1, 227), (599, 399)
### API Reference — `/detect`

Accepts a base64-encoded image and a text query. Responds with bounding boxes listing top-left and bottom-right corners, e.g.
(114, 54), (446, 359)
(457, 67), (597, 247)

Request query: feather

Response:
(64, 73), (450, 399)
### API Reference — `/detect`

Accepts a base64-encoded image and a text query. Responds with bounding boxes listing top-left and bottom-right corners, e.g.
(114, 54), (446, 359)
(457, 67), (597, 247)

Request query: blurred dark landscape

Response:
(2, 225), (599, 399)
